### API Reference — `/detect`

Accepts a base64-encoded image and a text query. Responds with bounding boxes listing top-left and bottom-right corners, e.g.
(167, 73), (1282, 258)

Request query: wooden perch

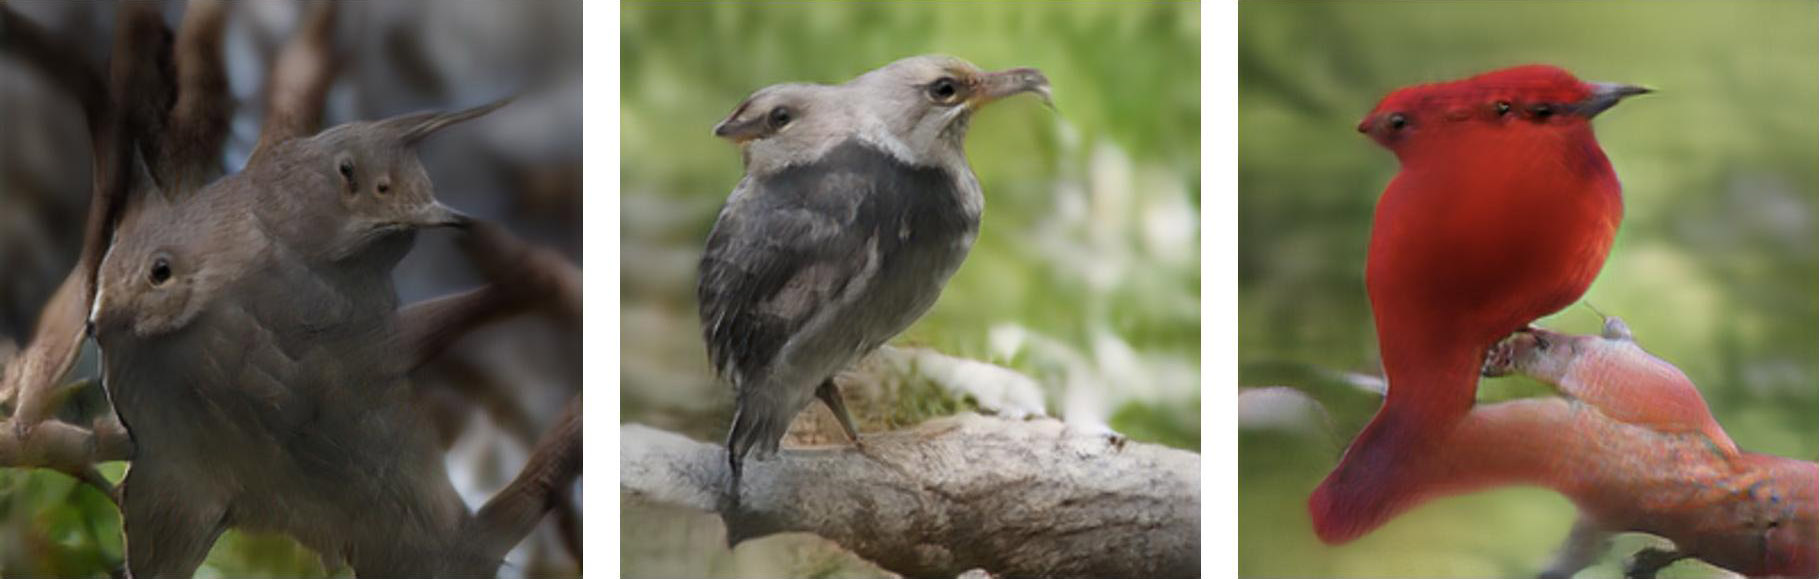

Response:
(622, 414), (1201, 578)
(1474, 322), (1819, 578)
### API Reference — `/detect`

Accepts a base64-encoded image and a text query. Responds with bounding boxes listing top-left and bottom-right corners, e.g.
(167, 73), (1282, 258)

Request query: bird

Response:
(1309, 65), (1649, 544)
(697, 55), (1050, 496)
(242, 100), (504, 274)
(83, 106), (507, 575)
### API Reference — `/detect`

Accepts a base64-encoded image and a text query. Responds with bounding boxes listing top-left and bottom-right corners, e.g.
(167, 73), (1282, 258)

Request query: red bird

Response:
(1310, 65), (1649, 544)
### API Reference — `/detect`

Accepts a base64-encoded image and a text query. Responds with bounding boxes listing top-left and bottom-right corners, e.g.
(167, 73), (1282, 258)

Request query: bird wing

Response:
(697, 175), (875, 387)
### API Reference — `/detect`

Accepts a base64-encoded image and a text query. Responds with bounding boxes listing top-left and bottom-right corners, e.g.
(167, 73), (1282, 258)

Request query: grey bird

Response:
(85, 107), (506, 576)
(699, 55), (1050, 494)
(246, 101), (504, 273)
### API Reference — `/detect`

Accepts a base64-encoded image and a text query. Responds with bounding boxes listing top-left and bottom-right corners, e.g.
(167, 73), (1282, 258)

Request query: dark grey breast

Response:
(698, 140), (979, 388)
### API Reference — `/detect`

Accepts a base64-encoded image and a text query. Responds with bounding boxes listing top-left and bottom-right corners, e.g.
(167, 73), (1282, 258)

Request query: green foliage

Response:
(1239, 1), (1819, 577)
(0, 469), (123, 577)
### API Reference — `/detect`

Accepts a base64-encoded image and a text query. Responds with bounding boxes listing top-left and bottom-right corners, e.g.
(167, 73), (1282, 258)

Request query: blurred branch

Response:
(621, 414), (1200, 578)
(402, 220), (581, 370)
(0, 0), (163, 492)
(251, 0), (338, 161)
(1463, 323), (1818, 578)
(461, 397), (582, 565)
(163, 0), (232, 193)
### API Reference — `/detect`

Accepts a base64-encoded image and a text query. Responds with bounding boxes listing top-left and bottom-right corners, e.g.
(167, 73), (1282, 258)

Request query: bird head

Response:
(305, 100), (503, 262)
(714, 56), (1050, 172)
(847, 55), (1050, 165)
(1358, 65), (1649, 153)
(89, 188), (244, 342)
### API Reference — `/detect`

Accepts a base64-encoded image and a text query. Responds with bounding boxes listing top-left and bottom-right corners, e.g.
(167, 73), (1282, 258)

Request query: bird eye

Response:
(768, 106), (793, 129)
(1529, 103), (1555, 119)
(376, 179), (391, 195)
(928, 77), (960, 103)
(338, 159), (357, 193)
(148, 257), (172, 287)
(1494, 101), (1512, 116)
(1386, 113), (1408, 130)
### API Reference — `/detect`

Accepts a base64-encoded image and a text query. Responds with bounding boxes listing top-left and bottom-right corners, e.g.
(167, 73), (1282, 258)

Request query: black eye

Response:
(929, 77), (959, 102)
(768, 106), (792, 128)
(1529, 103), (1555, 119)
(1494, 101), (1512, 115)
(376, 180), (390, 195)
(338, 159), (357, 192)
(149, 257), (172, 286)
(1386, 113), (1408, 130)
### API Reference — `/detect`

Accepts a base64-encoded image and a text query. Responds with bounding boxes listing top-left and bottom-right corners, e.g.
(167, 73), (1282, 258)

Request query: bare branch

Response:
(162, 0), (232, 193)
(458, 221), (582, 324)
(251, 0), (338, 162)
(463, 397), (582, 566)
(402, 220), (580, 369)
(0, 415), (133, 471)
(622, 414), (1201, 578)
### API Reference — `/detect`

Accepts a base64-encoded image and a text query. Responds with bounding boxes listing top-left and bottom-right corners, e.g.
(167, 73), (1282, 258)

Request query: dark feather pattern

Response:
(698, 139), (977, 392)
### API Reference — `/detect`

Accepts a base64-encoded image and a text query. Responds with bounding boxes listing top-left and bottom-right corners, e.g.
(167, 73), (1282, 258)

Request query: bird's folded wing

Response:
(697, 177), (875, 387)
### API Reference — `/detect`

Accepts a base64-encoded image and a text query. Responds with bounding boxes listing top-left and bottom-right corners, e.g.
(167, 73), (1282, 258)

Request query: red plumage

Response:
(1311, 65), (1643, 544)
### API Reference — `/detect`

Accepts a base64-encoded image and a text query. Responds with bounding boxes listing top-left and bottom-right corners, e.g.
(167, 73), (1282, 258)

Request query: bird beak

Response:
(401, 202), (473, 230)
(1575, 82), (1652, 118)
(712, 115), (764, 144)
(970, 67), (1052, 110)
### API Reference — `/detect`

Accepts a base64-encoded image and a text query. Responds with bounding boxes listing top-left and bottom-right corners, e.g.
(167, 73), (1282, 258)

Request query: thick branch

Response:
(622, 414), (1200, 578)
(251, 0), (338, 161)
(162, 0), (232, 193)
(462, 397), (582, 565)
(0, 415), (133, 471)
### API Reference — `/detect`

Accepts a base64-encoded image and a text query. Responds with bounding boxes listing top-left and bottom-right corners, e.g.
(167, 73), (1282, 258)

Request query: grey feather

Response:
(701, 55), (1049, 496)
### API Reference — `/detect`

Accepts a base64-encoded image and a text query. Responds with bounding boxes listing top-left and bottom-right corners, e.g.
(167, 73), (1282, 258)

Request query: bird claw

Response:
(1622, 547), (1688, 579)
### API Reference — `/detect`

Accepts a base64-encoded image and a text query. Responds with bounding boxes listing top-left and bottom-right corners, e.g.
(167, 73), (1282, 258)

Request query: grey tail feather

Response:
(725, 405), (753, 505)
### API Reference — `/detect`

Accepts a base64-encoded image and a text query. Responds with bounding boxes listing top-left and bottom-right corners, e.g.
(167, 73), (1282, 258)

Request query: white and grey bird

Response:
(698, 55), (1050, 494)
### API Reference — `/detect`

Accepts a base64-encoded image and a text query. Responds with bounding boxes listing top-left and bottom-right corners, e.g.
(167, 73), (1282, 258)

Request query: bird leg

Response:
(1623, 547), (1689, 579)
(815, 379), (863, 447)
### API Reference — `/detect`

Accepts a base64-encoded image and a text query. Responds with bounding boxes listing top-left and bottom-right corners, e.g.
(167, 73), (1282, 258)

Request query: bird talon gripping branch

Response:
(699, 55), (1050, 502)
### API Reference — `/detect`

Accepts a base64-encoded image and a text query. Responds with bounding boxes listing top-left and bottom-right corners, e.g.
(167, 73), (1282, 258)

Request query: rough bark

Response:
(622, 414), (1201, 578)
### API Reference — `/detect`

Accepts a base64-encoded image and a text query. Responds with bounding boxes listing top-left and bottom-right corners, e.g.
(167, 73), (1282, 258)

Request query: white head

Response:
(714, 55), (1050, 175)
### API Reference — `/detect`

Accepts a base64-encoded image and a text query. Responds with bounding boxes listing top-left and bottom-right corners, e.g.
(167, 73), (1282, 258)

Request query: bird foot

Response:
(1623, 547), (1688, 579)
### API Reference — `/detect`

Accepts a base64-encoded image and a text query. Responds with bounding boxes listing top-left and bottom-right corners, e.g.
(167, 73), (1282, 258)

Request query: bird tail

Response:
(1309, 406), (1449, 544)
(1309, 349), (1485, 544)
(724, 397), (789, 500)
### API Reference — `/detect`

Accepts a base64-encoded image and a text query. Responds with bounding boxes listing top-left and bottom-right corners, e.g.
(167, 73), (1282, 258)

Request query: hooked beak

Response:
(970, 67), (1052, 110)
(1575, 82), (1652, 118)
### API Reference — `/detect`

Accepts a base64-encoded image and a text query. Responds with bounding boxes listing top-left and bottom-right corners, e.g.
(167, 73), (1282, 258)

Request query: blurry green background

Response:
(1239, 2), (1818, 578)
(622, 2), (1199, 577)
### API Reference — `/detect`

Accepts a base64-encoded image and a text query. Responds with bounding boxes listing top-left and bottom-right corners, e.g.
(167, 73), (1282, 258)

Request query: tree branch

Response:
(462, 397), (582, 565)
(162, 0), (232, 193)
(622, 414), (1201, 578)
(1476, 322), (1818, 578)
(251, 0), (338, 161)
